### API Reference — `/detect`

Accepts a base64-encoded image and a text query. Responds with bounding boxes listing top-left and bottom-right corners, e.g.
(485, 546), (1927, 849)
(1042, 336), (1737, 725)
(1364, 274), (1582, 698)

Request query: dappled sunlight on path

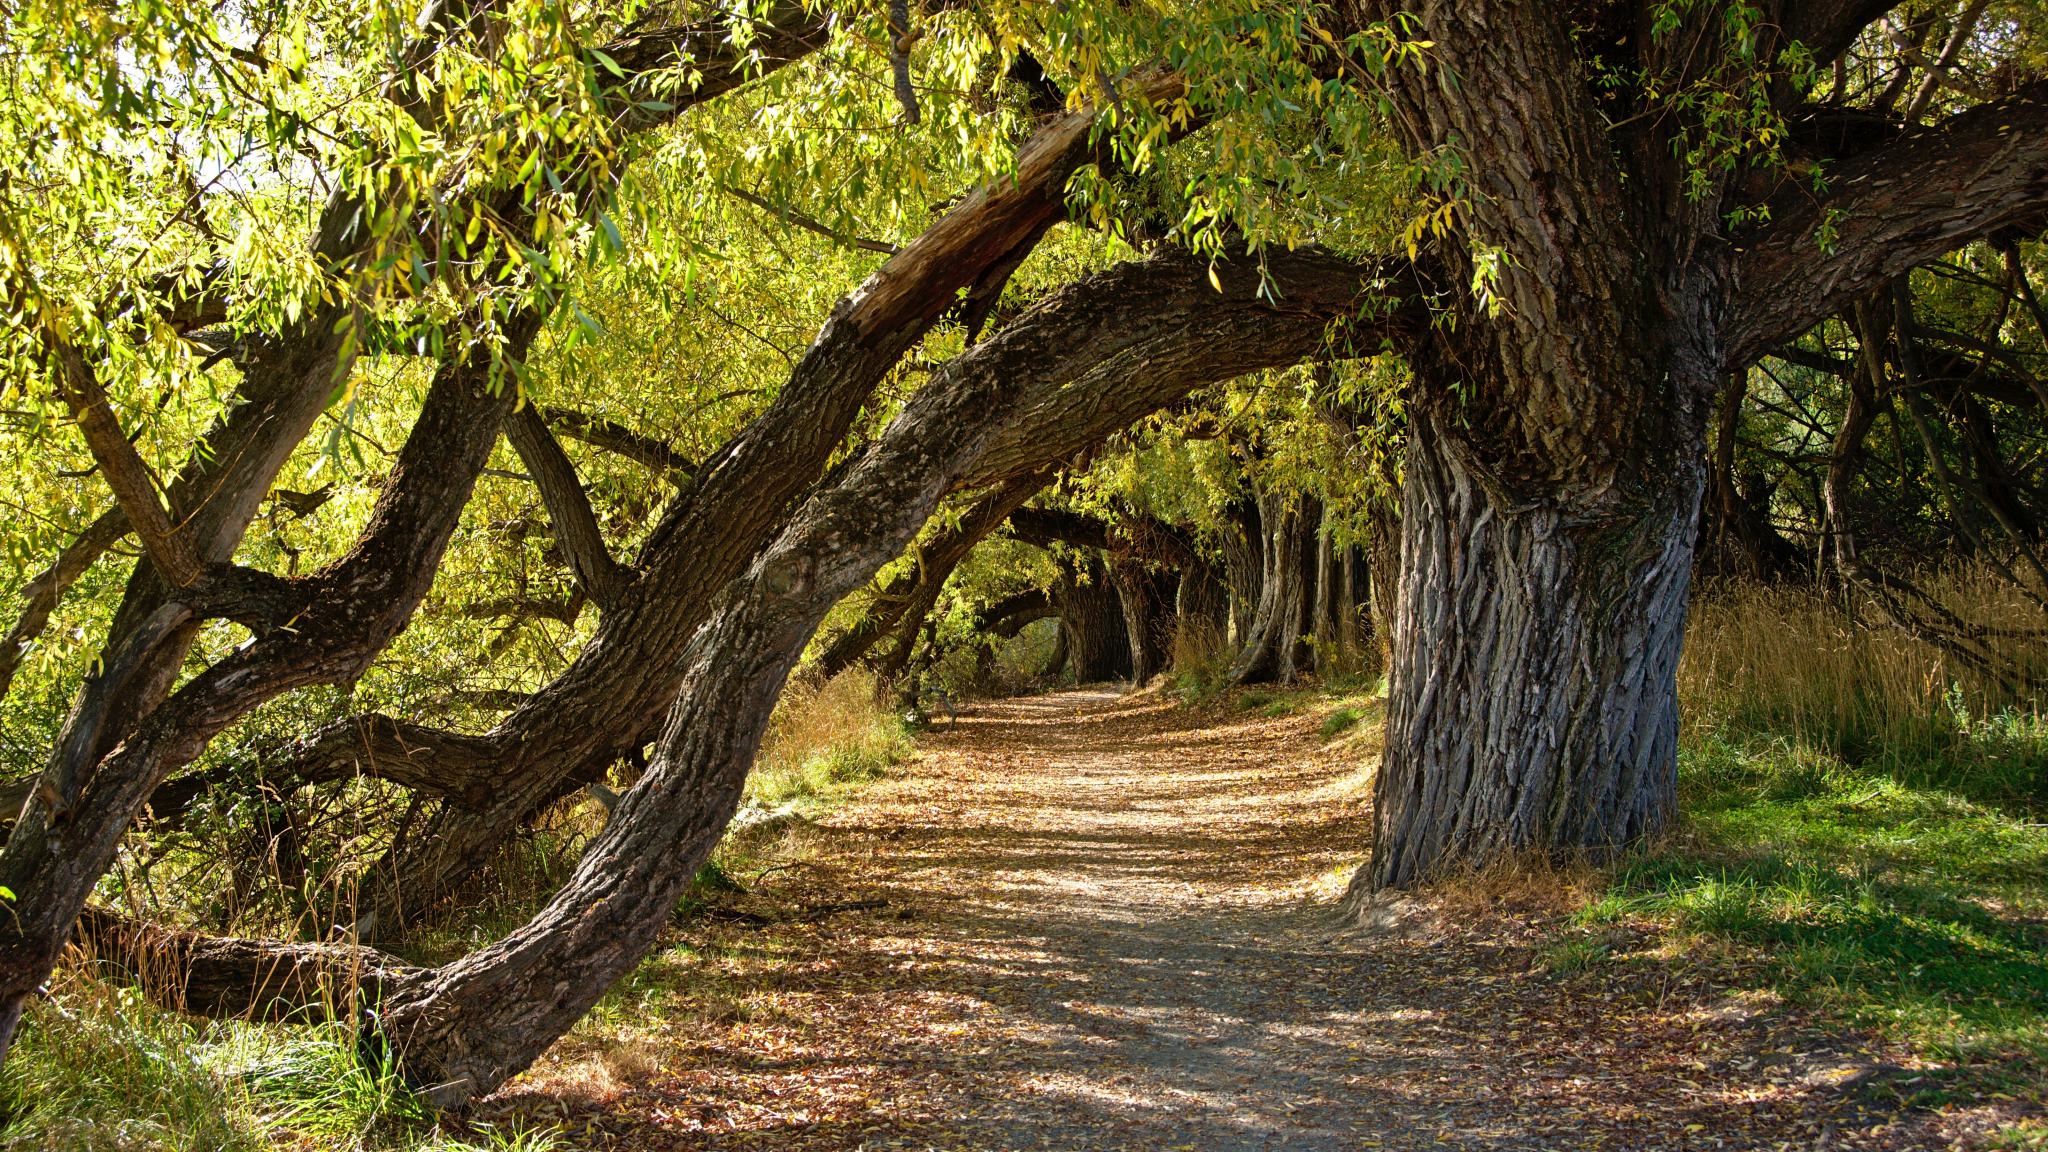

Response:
(488, 691), (1959, 1151)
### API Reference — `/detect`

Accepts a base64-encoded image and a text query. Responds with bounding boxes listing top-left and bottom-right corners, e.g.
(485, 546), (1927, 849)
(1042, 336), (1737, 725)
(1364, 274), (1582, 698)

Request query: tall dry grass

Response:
(748, 668), (912, 806)
(1680, 567), (2048, 805)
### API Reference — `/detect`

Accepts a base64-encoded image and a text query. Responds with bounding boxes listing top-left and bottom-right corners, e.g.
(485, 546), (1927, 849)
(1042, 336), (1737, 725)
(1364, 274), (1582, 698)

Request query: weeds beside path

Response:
(478, 690), (2030, 1151)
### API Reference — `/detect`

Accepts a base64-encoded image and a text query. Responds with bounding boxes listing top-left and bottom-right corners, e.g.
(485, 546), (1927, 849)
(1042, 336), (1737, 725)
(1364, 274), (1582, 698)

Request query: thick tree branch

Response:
(1730, 81), (2048, 365)
(77, 906), (420, 1023)
(43, 336), (202, 589)
(1782, 0), (1903, 71)
(506, 405), (626, 609)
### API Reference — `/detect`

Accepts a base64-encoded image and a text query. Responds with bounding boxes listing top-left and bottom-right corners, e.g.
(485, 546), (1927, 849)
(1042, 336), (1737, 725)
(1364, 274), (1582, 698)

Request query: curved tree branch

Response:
(1730, 80), (2048, 365)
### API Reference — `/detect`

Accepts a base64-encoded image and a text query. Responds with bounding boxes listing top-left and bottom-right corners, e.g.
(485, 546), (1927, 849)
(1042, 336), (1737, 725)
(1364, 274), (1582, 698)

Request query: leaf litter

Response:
(469, 690), (2029, 1151)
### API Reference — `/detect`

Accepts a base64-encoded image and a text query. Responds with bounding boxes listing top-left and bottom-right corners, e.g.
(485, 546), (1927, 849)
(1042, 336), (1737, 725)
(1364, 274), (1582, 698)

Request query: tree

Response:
(1337, 1), (2048, 891)
(7, 0), (2047, 1110)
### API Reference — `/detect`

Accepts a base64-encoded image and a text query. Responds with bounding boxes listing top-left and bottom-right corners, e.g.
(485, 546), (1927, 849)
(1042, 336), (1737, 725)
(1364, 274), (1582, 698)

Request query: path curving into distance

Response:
(490, 690), (1956, 1151)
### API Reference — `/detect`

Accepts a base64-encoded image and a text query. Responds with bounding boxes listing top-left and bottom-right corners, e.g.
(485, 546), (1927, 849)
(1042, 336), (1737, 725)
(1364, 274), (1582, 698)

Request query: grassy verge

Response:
(1575, 733), (2048, 1096)
(0, 972), (555, 1152)
(0, 671), (912, 1151)
(1553, 581), (2048, 1139)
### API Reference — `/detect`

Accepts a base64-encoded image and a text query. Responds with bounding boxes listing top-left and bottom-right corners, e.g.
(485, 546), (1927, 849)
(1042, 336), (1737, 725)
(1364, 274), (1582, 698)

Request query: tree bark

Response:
(366, 221), (1110, 1105)
(1111, 558), (1176, 685)
(1354, 409), (1704, 892)
(1231, 491), (1319, 685)
(1058, 559), (1132, 683)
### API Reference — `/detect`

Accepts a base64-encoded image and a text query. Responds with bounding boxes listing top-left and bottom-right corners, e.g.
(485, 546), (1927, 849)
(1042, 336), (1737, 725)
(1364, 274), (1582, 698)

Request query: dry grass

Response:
(1681, 569), (2048, 804)
(747, 669), (913, 808)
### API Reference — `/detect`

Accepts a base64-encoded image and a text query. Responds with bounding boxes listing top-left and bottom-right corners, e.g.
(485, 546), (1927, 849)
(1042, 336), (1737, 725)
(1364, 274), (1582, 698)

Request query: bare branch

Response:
(720, 184), (901, 255)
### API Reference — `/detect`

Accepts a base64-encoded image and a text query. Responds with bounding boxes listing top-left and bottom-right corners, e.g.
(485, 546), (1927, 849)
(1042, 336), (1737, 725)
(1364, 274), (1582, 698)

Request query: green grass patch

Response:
(1320, 703), (1373, 741)
(747, 670), (913, 809)
(0, 978), (556, 1151)
(1587, 729), (2048, 1100)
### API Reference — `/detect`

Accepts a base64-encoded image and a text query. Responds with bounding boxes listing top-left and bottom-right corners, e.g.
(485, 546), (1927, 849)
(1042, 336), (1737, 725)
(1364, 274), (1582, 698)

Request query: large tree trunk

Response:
(369, 231), (1128, 1105)
(1058, 560), (1132, 683)
(1356, 403), (1706, 892)
(1111, 559), (1176, 685)
(1230, 491), (1319, 684)
(1322, 0), (1743, 894)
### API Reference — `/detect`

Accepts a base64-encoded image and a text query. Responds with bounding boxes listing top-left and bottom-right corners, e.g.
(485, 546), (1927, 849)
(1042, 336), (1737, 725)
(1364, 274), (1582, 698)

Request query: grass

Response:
(0, 970), (558, 1152)
(1562, 578), (2048, 1118)
(1, 669), (910, 1151)
(1320, 702), (1373, 740)
(746, 668), (913, 809)
(1587, 739), (2048, 1083)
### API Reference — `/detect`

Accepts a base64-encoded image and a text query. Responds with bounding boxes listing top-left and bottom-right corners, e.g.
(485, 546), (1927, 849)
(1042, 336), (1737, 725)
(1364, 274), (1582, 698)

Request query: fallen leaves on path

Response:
(472, 690), (2008, 1151)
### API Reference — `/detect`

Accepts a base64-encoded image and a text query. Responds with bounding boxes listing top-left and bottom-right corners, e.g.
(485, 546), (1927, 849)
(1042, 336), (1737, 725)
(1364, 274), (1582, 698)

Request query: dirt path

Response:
(494, 691), (1953, 1151)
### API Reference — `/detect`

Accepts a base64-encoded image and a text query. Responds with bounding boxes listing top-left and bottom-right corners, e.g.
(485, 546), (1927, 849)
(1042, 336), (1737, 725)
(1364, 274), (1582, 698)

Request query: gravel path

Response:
(493, 690), (1967, 1151)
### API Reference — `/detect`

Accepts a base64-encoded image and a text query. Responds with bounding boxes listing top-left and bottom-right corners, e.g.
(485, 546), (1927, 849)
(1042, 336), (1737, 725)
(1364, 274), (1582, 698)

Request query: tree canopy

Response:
(3, 0), (2048, 1108)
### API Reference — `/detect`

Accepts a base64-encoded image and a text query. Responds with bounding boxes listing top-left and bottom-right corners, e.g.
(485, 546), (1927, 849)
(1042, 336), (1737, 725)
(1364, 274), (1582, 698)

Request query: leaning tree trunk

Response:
(1357, 408), (1706, 891)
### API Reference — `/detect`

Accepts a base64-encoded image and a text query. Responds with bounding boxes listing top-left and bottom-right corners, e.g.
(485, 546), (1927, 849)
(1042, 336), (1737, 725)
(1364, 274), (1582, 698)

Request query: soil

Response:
(483, 690), (2000, 1151)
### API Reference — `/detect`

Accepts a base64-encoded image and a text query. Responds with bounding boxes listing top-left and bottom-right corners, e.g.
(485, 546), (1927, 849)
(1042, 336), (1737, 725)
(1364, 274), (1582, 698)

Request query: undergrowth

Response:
(0, 971), (552, 1152)
(0, 670), (908, 1151)
(1562, 580), (2048, 1123)
(747, 668), (913, 808)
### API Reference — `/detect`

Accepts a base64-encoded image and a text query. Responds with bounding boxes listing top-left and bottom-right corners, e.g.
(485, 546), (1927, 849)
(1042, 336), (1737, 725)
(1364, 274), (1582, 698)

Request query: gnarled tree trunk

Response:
(1358, 408), (1705, 891)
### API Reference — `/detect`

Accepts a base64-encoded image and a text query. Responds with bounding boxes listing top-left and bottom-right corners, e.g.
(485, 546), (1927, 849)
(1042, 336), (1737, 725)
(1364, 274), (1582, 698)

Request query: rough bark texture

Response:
(0, 349), (518, 1049)
(1358, 410), (1702, 891)
(0, 2), (843, 1059)
(366, 212), (1149, 1106)
(76, 907), (424, 1023)
(1332, 0), (1728, 893)
(1322, 0), (2048, 894)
